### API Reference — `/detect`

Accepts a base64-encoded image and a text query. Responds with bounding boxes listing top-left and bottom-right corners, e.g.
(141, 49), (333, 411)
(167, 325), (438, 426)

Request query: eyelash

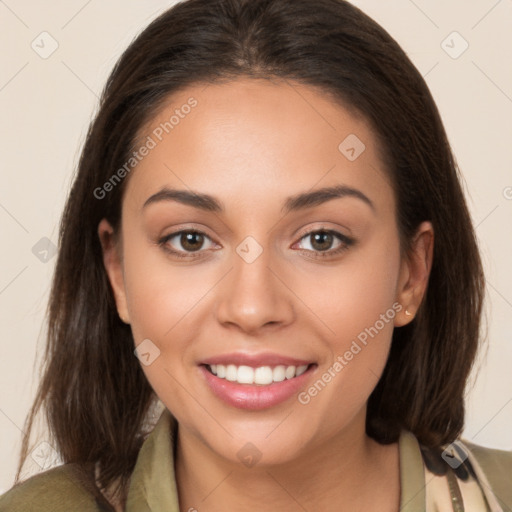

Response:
(157, 228), (355, 260)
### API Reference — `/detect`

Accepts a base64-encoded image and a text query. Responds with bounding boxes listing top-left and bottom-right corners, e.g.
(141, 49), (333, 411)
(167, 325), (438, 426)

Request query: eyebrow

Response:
(142, 184), (375, 214)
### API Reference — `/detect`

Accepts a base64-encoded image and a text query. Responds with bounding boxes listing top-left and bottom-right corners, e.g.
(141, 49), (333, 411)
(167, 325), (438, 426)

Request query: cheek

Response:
(120, 239), (211, 412)
(122, 242), (209, 343)
(295, 227), (401, 347)
(296, 230), (401, 409)
(121, 233), (224, 378)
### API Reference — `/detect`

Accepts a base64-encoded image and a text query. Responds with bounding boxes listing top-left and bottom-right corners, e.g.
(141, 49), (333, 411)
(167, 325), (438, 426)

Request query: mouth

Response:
(198, 358), (318, 410)
(203, 363), (312, 385)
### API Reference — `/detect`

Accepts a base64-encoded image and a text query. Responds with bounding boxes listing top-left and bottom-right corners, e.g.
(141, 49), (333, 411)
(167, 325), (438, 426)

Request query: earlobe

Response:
(394, 221), (434, 327)
(97, 218), (131, 324)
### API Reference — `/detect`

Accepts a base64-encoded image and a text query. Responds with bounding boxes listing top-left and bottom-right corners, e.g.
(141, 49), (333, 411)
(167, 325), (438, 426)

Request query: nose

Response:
(215, 245), (295, 334)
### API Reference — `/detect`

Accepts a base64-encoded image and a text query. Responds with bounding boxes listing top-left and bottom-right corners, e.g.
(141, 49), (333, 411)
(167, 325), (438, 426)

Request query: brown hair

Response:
(15, 0), (485, 509)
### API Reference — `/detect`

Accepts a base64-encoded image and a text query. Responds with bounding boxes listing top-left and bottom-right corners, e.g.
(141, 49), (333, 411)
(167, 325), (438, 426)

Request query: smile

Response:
(199, 360), (317, 410)
(206, 363), (309, 385)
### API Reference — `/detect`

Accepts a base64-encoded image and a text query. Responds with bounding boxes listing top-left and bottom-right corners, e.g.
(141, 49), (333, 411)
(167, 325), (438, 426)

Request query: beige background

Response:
(1, 0), (511, 493)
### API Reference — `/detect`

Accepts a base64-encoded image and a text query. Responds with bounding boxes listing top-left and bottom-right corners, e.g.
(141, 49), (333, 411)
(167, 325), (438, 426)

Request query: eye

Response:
(293, 229), (354, 258)
(158, 230), (217, 258)
(158, 228), (355, 260)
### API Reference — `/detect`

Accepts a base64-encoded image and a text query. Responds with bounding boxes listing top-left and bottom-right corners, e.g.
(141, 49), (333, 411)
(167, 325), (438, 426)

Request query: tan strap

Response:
(454, 440), (505, 512)
(424, 440), (504, 512)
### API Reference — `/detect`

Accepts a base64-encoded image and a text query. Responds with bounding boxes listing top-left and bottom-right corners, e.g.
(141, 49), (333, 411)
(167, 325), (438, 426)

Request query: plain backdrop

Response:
(1, 0), (511, 494)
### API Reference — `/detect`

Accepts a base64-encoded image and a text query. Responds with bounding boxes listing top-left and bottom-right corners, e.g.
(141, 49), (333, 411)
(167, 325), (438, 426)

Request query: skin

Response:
(99, 77), (433, 511)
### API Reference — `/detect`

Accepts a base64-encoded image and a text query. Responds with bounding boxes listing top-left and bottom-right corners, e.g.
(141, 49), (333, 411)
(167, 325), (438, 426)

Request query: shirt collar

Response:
(399, 430), (427, 511)
(126, 408), (426, 511)
(126, 408), (180, 511)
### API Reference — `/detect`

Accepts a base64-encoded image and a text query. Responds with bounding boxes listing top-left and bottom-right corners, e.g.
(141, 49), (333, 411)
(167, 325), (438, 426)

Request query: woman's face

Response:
(100, 77), (432, 466)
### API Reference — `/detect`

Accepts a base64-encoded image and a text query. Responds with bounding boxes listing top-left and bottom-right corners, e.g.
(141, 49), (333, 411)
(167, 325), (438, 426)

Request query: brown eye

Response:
(159, 230), (216, 258)
(309, 231), (335, 251)
(178, 232), (205, 252)
(294, 229), (354, 259)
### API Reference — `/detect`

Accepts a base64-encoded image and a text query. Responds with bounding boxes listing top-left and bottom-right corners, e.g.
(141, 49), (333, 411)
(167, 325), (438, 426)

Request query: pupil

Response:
(182, 232), (203, 251)
(312, 231), (332, 251)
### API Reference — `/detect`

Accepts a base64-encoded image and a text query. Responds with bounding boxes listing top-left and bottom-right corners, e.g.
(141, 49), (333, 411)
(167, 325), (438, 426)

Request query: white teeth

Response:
(273, 365), (286, 382)
(207, 363), (309, 385)
(237, 365), (254, 384)
(254, 366), (273, 385)
(285, 365), (295, 379)
(226, 364), (238, 381)
(296, 365), (308, 377)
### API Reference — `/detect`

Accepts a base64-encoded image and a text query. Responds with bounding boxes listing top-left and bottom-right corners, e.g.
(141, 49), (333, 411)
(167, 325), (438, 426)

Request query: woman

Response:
(1, 0), (511, 510)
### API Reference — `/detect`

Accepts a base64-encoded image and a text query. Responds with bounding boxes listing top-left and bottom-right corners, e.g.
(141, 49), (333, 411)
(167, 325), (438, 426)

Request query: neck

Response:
(174, 411), (400, 512)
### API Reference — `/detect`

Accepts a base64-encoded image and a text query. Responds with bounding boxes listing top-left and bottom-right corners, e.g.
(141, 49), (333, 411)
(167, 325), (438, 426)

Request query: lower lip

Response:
(199, 364), (316, 410)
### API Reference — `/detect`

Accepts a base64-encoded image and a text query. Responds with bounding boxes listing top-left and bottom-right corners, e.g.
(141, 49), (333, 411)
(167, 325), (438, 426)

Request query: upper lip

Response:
(201, 352), (315, 368)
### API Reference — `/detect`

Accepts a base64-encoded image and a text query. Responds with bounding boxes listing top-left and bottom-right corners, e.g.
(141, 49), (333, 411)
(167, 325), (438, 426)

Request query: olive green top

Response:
(1, 408), (511, 511)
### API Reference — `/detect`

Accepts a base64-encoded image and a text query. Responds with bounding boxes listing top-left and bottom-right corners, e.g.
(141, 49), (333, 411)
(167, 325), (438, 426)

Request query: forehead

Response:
(124, 77), (393, 215)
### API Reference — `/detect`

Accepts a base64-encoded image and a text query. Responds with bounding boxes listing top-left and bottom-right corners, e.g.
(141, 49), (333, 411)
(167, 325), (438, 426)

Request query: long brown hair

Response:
(15, 0), (485, 509)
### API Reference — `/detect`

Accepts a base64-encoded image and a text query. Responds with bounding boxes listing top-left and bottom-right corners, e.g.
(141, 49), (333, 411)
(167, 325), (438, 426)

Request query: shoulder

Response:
(462, 438), (512, 509)
(465, 439), (512, 469)
(0, 464), (103, 512)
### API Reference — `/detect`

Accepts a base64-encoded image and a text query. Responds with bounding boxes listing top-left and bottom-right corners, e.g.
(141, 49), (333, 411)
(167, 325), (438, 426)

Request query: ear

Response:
(394, 221), (434, 327)
(97, 218), (130, 324)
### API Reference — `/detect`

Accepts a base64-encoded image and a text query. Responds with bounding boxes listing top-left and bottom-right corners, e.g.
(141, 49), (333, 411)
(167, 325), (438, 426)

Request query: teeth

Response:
(255, 366), (273, 385)
(207, 363), (309, 385)
(296, 365), (308, 377)
(238, 365), (255, 384)
(285, 365), (295, 379)
(273, 365), (286, 382)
